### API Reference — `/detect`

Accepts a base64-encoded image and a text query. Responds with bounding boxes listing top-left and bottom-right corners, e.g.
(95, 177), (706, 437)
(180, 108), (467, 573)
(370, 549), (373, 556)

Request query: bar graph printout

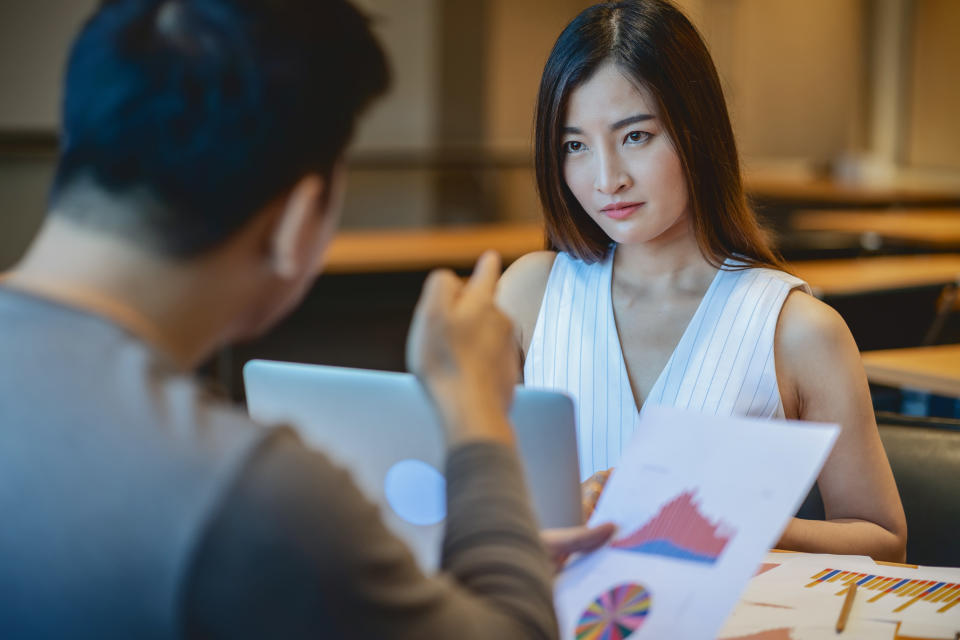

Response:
(554, 406), (839, 640)
(738, 551), (960, 636)
(807, 567), (960, 614)
(610, 489), (735, 565)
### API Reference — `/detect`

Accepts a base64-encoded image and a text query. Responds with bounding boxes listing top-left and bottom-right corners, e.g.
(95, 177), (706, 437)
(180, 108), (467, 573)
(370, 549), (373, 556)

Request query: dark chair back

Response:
(878, 422), (960, 567)
(796, 419), (960, 567)
(821, 284), (948, 351)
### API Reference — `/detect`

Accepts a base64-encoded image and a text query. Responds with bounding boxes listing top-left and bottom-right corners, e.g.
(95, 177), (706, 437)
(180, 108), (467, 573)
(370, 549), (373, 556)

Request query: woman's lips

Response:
(601, 202), (644, 220)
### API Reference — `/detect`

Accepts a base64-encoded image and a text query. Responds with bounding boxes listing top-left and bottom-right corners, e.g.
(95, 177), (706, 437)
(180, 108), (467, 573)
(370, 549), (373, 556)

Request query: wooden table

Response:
(790, 208), (960, 247)
(745, 174), (960, 207)
(323, 222), (544, 274)
(860, 344), (960, 397)
(791, 254), (960, 297)
(323, 223), (960, 301)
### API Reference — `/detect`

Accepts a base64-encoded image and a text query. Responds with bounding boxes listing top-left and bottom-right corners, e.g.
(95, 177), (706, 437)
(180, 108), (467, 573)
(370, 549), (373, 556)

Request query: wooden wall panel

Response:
(906, 0), (960, 170)
(724, 0), (865, 162)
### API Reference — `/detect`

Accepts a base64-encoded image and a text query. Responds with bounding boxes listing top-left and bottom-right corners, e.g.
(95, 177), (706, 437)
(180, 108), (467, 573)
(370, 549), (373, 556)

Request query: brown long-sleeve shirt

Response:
(0, 287), (557, 639)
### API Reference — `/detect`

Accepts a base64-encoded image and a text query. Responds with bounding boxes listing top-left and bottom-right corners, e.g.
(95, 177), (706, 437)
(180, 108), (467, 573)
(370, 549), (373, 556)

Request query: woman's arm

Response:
(498, 251), (620, 551)
(775, 290), (907, 562)
(495, 251), (557, 362)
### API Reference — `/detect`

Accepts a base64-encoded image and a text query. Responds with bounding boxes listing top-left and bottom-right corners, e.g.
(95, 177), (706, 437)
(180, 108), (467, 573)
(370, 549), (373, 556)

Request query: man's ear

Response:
(268, 174), (327, 279)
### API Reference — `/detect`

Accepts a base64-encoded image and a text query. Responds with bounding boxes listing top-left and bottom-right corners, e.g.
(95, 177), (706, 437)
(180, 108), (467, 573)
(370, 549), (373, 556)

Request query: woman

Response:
(497, 0), (906, 561)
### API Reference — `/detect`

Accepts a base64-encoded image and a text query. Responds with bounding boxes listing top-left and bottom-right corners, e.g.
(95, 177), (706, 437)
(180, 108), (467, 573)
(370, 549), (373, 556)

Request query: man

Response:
(0, 1), (612, 638)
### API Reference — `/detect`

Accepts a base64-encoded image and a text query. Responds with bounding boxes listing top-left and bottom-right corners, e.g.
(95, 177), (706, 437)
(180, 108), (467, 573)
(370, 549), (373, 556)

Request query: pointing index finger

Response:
(463, 250), (502, 300)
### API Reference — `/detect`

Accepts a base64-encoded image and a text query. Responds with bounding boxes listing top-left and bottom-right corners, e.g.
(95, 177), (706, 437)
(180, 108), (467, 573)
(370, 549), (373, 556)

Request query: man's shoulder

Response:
(0, 285), (268, 450)
(0, 295), (290, 632)
(0, 284), (280, 523)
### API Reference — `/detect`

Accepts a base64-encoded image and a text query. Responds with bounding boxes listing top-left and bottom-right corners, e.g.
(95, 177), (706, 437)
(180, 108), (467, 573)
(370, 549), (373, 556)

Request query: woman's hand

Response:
(581, 469), (612, 520)
(541, 523), (617, 571)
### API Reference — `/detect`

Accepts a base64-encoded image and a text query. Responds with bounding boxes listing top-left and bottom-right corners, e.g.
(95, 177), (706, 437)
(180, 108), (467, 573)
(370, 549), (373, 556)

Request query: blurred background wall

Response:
(906, 0), (960, 171)
(2, 0), (959, 268)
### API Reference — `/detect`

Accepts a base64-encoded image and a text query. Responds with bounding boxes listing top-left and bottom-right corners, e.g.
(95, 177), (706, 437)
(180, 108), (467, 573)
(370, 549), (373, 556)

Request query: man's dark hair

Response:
(51, 0), (389, 256)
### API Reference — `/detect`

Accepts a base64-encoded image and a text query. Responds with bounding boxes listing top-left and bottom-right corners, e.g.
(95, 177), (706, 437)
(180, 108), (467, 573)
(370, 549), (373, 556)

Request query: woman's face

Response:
(561, 62), (690, 247)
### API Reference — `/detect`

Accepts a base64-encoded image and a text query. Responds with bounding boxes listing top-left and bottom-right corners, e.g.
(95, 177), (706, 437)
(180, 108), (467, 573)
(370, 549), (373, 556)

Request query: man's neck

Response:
(5, 217), (252, 370)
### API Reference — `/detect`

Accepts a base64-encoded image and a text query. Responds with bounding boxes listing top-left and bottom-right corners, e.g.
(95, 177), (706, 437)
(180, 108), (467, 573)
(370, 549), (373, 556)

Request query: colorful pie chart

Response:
(575, 582), (651, 640)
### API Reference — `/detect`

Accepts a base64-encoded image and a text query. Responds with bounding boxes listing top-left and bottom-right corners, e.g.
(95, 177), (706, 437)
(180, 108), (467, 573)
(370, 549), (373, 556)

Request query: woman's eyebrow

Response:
(610, 113), (654, 130)
(562, 113), (655, 135)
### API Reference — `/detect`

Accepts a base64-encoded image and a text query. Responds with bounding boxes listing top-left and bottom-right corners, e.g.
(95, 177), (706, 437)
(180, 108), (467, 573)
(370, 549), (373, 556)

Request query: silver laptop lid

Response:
(243, 359), (582, 571)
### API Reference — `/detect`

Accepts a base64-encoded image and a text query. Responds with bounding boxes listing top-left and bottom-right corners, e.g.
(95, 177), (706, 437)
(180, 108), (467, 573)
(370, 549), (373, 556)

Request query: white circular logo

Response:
(384, 459), (447, 526)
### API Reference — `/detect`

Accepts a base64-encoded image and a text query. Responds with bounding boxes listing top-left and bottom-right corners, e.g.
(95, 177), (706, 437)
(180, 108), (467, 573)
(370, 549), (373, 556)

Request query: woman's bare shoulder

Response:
(496, 251), (557, 351)
(775, 289), (865, 415)
(776, 289), (850, 356)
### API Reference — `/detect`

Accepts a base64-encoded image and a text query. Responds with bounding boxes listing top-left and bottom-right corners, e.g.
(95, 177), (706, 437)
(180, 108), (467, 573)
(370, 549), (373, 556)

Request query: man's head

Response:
(39, 0), (388, 343)
(53, 0), (387, 253)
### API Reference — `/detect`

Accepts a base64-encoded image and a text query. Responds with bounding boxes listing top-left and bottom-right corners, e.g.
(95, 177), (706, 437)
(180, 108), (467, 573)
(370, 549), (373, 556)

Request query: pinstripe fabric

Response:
(523, 248), (810, 479)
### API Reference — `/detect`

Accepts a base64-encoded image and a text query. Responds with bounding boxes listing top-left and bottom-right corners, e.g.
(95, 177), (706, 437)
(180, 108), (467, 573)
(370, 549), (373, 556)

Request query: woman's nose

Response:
(594, 151), (631, 195)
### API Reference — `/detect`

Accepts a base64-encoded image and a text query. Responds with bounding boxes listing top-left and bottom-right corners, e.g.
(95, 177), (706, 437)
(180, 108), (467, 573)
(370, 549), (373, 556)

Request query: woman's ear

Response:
(267, 174), (327, 279)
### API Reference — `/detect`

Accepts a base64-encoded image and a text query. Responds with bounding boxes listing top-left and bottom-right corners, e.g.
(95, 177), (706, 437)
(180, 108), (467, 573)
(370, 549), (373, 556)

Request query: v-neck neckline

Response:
(605, 245), (727, 415)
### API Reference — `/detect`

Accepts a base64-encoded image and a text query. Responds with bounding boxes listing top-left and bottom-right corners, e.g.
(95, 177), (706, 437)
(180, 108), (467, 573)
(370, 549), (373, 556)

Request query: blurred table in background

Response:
(322, 222), (960, 296)
(323, 222), (544, 274)
(745, 172), (960, 260)
(315, 226), (960, 365)
(790, 254), (960, 297)
(791, 255), (960, 353)
(861, 344), (960, 398)
(223, 169), (960, 398)
(790, 208), (960, 250)
(745, 174), (960, 208)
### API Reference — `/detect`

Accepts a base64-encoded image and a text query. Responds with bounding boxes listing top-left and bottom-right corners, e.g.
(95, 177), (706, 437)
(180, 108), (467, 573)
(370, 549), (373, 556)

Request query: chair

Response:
(821, 283), (951, 351)
(796, 419), (960, 567)
(878, 421), (960, 566)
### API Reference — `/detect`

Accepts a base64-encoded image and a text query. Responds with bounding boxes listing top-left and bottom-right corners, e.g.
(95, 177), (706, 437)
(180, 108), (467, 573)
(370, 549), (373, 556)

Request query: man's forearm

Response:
(443, 442), (558, 639)
(185, 431), (559, 639)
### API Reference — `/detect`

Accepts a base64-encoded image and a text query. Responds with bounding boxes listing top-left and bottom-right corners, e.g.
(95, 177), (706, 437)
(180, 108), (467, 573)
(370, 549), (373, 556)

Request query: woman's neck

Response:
(612, 223), (715, 294)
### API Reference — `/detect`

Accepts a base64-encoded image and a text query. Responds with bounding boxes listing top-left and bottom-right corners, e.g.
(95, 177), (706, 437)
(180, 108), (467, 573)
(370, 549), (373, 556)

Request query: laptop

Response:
(243, 359), (582, 571)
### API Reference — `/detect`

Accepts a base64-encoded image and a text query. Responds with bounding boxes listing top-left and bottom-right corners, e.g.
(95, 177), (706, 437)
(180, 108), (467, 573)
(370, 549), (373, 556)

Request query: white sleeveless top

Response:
(523, 247), (810, 480)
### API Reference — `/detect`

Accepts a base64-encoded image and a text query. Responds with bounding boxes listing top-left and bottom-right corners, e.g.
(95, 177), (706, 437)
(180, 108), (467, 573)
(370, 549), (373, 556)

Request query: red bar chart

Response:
(611, 490), (736, 565)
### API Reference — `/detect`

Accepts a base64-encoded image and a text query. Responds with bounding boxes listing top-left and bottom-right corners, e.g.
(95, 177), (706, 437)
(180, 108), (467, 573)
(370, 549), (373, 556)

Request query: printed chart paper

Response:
(736, 551), (960, 639)
(719, 602), (897, 640)
(554, 406), (839, 640)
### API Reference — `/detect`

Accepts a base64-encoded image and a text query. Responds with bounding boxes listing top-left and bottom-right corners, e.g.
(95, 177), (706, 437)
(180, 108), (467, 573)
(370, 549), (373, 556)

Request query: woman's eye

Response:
(626, 131), (651, 144)
(563, 140), (585, 153)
